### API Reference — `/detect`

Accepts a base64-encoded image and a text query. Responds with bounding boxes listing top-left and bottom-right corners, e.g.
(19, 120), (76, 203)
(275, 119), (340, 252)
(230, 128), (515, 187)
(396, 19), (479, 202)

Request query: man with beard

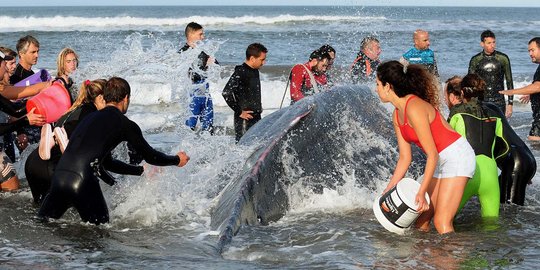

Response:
(500, 37), (540, 140)
(289, 49), (331, 104)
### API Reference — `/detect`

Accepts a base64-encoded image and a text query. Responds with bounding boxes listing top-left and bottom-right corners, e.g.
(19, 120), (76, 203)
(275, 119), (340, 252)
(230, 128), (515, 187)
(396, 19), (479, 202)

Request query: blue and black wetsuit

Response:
(38, 106), (179, 224)
(402, 47), (439, 77)
(468, 50), (514, 113)
(178, 44), (218, 132)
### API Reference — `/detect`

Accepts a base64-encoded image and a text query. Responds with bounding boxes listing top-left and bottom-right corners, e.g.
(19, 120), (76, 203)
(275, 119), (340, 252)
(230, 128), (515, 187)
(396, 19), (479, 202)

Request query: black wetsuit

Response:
(222, 63), (262, 142)
(449, 100), (536, 205)
(350, 52), (380, 83)
(9, 64), (34, 85)
(4, 65), (35, 161)
(25, 103), (143, 204)
(529, 65), (540, 137)
(468, 50), (514, 113)
(38, 106), (179, 224)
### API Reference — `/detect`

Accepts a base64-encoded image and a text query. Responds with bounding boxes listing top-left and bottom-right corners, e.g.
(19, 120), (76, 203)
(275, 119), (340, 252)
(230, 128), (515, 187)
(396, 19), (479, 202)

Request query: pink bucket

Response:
(26, 81), (71, 123)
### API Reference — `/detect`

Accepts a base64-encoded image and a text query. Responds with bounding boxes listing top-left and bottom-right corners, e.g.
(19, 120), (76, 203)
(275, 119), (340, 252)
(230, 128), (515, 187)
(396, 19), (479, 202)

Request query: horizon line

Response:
(2, 4), (540, 8)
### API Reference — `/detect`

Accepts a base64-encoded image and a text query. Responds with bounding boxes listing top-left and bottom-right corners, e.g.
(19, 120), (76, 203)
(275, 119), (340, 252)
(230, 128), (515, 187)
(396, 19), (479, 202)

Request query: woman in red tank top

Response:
(375, 60), (475, 234)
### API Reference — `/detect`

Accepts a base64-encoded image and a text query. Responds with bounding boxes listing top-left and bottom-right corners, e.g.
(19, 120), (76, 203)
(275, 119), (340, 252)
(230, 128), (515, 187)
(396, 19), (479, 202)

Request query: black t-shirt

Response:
(530, 65), (540, 112)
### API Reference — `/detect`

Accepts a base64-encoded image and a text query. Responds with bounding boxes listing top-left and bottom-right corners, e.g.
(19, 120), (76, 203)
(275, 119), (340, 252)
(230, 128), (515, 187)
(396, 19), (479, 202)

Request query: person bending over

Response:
(38, 77), (189, 225)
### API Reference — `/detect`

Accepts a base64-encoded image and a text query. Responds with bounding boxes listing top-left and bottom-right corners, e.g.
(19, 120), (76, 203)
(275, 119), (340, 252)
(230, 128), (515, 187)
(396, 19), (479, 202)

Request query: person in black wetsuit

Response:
(25, 79), (111, 204)
(500, 37), (540, 141)
(0, 51), (46, 191)
(350, 36), (381, 83)
(8, 35), (43, 158)
(178, 22), (219, 133)
(222, 43), (268, 142)
(38, 77), (190, 224)
(468, 30), (514, 118)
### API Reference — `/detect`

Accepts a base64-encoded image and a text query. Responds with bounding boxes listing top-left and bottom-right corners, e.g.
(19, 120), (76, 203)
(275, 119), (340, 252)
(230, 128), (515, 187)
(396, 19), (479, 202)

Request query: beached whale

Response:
(210, 85), (413, 252)
(209, 85), (536, 253)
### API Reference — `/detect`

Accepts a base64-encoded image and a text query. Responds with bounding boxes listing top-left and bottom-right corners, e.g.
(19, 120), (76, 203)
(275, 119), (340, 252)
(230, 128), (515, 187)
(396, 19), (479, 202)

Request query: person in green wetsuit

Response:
(446, 74), (509, 217)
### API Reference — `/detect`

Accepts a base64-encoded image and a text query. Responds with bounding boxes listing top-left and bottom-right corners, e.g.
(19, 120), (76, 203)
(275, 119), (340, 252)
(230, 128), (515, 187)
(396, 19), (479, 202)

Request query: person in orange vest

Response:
(351, 36), (381, 84)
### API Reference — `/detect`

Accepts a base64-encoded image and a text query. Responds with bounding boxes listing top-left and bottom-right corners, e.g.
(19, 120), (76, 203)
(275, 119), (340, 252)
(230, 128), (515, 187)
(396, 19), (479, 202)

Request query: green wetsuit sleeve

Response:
(449, 114), (466, 137)
(494, 118), (510, 160)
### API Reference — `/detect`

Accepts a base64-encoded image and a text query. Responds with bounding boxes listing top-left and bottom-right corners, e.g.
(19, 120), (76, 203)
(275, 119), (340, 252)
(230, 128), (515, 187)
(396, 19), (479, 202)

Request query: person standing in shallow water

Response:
(500, 37), (540, 141)
(376, 60), (475, 234)
(401, 29), (439, 77)
(222, 43), (267, 143)
(178, 22), (218, 134)
(351, 36), (382, 83)
(38, 77), (189, 225)
(468, 30), (514, 118)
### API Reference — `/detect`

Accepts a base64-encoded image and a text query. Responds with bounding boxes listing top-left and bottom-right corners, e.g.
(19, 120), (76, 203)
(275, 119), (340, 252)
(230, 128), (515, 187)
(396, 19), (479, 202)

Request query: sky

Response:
(2, 0), (539, 7)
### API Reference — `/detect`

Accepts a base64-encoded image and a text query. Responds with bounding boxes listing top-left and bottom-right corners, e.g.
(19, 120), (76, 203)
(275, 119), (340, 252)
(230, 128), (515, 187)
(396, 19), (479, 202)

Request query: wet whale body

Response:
(210, 85), (408, 252)
(209, 85), (536, 253)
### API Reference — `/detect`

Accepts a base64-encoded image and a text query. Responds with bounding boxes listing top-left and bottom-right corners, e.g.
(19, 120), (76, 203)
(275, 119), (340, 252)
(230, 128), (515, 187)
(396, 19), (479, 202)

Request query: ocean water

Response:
(1, 5), (540, 269)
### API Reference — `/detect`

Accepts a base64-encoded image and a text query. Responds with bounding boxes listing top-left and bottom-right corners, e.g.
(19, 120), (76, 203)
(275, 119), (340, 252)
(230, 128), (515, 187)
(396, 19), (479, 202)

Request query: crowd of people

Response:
(1, 23), (539, 232)
(1, 36), (189, 225)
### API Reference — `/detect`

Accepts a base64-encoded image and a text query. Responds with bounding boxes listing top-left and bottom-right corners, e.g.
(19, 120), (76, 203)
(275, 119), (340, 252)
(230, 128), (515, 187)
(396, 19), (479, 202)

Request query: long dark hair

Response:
(376, 60), (440, 108)
(461, 73), (486, 101)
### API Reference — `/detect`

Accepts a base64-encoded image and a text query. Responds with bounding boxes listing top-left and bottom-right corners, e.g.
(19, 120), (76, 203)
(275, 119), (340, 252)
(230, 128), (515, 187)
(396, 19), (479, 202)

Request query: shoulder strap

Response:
(300, 64), (320, 94)
(402, 96), (417, 125)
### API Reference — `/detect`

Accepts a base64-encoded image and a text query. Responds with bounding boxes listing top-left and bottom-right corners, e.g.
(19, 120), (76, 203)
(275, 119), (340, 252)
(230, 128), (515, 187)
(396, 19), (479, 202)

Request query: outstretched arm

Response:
(499, 81), (540, 95)
(125, 120), (184, 167)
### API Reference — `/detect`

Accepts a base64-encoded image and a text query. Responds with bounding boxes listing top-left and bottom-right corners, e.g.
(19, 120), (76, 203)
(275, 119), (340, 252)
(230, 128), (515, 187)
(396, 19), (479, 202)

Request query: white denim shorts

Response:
(433, 137), (476, 179)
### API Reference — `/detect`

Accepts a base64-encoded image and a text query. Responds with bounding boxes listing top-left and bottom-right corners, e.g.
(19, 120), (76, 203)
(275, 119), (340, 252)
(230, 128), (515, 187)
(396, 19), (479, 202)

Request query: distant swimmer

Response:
(401, 29), (439, 77)
(376, 61), (475, 234)
(38, 77), (189, 225)
(222, 43), (267, 142)
(469, 30), (514, 118)
(350, 36), (381, 83)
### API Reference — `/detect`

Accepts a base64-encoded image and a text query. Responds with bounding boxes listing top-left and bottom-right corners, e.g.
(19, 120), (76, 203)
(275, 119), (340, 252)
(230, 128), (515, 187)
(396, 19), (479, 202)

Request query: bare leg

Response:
(415, 177), (440, 232)
(432, 176), (469, 234)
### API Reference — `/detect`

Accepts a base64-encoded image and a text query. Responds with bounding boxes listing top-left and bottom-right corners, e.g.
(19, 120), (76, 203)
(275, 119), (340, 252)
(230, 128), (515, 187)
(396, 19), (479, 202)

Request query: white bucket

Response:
(373, 178), (430, 234)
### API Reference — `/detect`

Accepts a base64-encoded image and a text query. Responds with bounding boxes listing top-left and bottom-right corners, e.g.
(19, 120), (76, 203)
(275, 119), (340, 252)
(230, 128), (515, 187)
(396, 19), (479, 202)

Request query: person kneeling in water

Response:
(38, 77), (189, 225)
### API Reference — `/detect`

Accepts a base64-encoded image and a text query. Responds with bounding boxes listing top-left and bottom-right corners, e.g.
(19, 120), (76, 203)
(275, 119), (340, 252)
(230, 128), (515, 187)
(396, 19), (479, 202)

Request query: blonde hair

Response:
(66, 79), (106, 113)
(56, 48), (79, 77)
